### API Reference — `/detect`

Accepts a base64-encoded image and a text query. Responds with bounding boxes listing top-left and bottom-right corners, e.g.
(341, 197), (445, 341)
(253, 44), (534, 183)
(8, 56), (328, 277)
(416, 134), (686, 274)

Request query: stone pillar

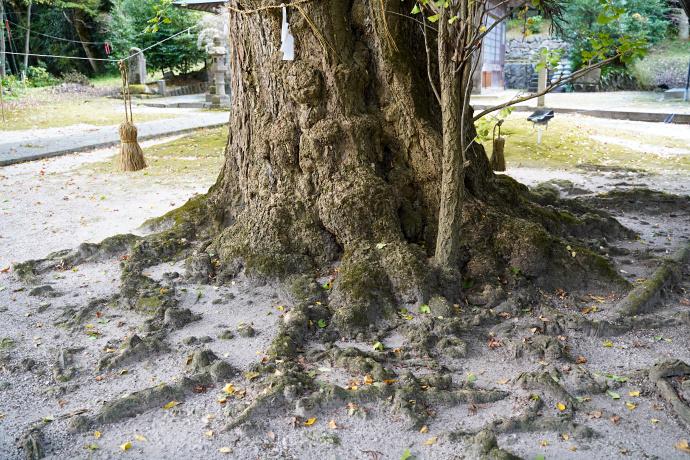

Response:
(537, 48), (547, 108)
(157, 79), (166, 96)
(680, 9), (689, 41)
(206, 36), (230, 108)
(128, 47), (147, 85)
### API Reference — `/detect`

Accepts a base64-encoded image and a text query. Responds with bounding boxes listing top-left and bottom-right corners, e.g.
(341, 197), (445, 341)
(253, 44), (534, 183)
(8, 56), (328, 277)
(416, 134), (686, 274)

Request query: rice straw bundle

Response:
(117, 60), (147, 172)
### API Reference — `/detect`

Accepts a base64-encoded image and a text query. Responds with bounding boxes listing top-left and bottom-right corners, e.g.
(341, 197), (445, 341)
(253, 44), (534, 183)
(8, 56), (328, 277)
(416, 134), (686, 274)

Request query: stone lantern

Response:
(206, 36), (230, 108)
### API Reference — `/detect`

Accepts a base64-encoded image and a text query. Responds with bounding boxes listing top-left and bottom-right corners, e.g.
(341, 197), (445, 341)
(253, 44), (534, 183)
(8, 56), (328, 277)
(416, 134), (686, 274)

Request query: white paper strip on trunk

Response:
(280, 4), (294, 61)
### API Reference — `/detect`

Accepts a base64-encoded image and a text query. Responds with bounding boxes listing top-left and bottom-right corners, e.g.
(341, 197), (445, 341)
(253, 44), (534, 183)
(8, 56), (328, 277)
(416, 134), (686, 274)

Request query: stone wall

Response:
(504, 36), (572, 90)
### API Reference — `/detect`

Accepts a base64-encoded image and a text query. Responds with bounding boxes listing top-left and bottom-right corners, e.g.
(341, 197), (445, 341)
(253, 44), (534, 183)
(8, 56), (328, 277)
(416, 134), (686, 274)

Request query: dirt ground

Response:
(1, 116), (690, 460)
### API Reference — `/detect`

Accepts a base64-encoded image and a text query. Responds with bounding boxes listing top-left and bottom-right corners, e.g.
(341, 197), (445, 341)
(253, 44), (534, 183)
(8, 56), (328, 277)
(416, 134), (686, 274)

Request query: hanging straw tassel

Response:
(117, 60), (147, 172)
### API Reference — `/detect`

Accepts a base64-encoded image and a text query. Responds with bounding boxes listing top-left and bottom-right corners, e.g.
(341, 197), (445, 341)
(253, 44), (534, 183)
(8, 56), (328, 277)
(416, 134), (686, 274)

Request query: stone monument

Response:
(206, 36), (230, 108)
(128, 47), (147, 85)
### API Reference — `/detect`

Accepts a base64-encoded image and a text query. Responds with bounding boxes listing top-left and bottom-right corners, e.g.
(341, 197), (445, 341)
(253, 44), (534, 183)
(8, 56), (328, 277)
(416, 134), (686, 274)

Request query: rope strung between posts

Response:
(116, 60), (147, 171)
(227, 0), (342, 63)
(226, 0), (311, 14)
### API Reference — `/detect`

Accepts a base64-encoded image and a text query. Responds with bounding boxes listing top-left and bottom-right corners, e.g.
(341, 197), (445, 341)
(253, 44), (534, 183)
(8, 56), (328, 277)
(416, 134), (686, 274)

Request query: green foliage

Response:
(26, 66), (59, 87)
(474, 107), (512, 144)
(105, 0), (206, 74)
(631, 39), (690, 89)
(558, 0), (669, 67)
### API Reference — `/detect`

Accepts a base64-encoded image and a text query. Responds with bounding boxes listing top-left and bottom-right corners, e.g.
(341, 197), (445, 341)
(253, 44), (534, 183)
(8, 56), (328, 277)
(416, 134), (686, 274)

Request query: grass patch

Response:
(483, 115), (690, 172)
(632, 39), (690, 89)
(81, 127), (227, 185)
(1, 96), (181, 131)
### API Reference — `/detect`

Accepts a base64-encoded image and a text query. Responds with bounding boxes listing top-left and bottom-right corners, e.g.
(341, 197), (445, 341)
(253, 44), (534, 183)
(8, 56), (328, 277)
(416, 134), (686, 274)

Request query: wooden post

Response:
(1, 81), (5, 123)
(537, 47), (547, 108)
(0, 0), (6, 79)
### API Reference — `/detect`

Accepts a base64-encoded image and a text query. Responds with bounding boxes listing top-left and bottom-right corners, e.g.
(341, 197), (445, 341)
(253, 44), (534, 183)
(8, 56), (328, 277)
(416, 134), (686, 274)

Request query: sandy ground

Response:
(1, 117), (690, 460)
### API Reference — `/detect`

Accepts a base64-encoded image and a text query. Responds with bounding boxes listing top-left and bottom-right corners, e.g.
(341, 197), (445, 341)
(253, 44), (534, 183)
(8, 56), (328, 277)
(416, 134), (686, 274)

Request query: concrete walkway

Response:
(0, 111), (229, 167)
(471, 90), (690, 123)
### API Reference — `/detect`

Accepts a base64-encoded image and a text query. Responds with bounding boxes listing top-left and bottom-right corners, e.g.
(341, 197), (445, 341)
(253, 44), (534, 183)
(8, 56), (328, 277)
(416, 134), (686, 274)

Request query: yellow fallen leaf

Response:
(277, 306), (284, 310)
(206, 414), (215, 419)
(541, 441), (548, 446)
(383, 380), (397, 384)
(570, 446), (577, 451)
(218, 447), (232, 453)
(134, 434), (147, 442)
(629, 391), (640, 397)
(557, 403), (566, 411)
(303, 418), (316, 426)
(163, 401), (181, 409)
(562, 434), (569, 441)
(217, 398), (227, 404)
(206, 431), (213, 436)
(86, 325), (93, 329)
(328, 420), (342, 429)
(675, 440), (690, 453)
(420, 426), (429, 434)
(423, 437), (438, 446)
(222, 383), (235, 394)
(651, 419), (661, 424)
(653, 404), (660, 410)
(626, 402), (636, 410)
(364, 376), (373, 385)
(539, 361), (549, 366)
(497, 379), (510, 384)
(94, 431), (101, 438)
(120, 442), (131, 451)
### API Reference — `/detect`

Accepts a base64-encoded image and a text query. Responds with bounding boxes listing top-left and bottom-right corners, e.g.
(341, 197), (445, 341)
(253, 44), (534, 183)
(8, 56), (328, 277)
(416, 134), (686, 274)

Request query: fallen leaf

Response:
(607, 390), (620, 400)
(603, 340), (613, 347)
(134, 434), (148, 442)
(94, 431), (101, 438)
(328, 420), (343, 430)
(206, 431), (213, 436)
(267, 430), (276, 441)
(626, 402), (636, 410)
(651, 419), (661, 424)
(218, 447), (233, 453)
(538, 361), (549, 366)
(163, 401), (181, 409)
(629, 391), (640, 397)
(562, 434), (570, 441)
(303, 417), (316, 426)
(557, 403), (566, 411)
(206, 414), (215, 419)
(575, 356), (587, 364)
(120, 442), (131, 451)
(423, 437), (438, 446)
(610, 414), (621, 424)
(675, 440), (690, 453)
(497, 379), (510, 384)
(420, 426), (429, 433)
(217, 398), (227, 404)
(541, 440), (548, 446)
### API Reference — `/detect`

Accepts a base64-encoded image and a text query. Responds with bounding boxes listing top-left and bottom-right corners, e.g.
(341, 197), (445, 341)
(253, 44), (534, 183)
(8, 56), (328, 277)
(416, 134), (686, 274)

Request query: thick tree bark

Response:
(180, 0), (632, 329)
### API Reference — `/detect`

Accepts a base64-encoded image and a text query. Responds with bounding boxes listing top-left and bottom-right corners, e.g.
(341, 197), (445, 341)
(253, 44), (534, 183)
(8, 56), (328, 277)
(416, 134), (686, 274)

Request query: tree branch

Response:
(423, 15), (441, 106)
(472, 54), (621, 121)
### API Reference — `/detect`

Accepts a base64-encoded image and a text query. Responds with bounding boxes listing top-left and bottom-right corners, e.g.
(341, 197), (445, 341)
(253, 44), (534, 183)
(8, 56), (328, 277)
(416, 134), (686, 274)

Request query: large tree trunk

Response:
(72, 8), (100, 73)
(173, 0), (631, 330)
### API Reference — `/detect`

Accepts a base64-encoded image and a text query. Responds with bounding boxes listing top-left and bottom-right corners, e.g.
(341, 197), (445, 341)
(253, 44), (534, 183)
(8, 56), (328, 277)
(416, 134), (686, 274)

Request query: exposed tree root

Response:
(649, 360), (690, 430)
(612, 242), (690, 319)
